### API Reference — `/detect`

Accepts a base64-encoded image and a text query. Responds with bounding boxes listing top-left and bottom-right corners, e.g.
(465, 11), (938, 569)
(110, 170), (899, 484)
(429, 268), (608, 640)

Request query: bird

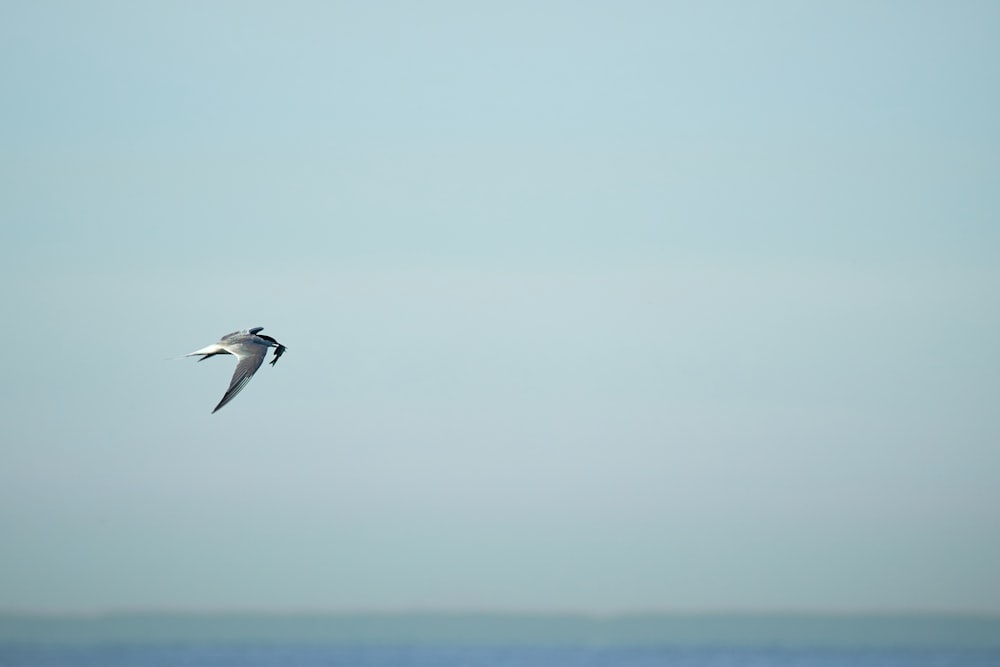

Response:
(185, 327), (287, 413)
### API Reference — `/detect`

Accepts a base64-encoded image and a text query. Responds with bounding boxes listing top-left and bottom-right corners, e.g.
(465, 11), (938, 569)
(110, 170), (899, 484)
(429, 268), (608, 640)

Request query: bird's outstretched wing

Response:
(212, 344), (268, 413)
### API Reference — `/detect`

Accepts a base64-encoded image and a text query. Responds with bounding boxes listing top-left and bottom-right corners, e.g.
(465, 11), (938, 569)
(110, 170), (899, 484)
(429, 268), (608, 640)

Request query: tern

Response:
(186, 327), (287, 413)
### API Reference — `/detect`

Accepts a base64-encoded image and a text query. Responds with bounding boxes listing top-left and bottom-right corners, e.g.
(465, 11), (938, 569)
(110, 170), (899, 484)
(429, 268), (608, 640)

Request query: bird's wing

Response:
(212, 343), (268, 413)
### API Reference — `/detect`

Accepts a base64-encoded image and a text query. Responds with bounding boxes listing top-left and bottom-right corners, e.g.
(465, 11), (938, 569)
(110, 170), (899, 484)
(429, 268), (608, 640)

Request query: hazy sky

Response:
(2, 1), (999, 614)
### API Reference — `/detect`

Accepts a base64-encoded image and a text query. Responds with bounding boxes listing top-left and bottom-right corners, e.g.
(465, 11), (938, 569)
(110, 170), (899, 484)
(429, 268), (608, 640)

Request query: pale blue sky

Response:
(1, 1), (999, 613)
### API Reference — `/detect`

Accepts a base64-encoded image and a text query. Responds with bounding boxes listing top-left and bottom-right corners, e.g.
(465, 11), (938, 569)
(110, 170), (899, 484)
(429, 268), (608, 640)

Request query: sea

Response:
(2, 613), (999, 667)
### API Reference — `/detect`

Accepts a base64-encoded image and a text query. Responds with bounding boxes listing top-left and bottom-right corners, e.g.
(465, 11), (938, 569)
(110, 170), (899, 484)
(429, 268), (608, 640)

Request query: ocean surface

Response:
(2, 614), (999, 667)
(3, 644), (1000, 667)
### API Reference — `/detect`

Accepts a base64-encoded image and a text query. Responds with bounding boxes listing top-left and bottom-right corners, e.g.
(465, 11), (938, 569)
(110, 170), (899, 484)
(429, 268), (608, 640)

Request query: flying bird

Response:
(185, 327), (287, 413)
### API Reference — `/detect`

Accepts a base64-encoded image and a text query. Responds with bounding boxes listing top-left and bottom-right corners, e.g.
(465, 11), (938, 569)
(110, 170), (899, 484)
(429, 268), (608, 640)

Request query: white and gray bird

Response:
(185, 327), (287, 413)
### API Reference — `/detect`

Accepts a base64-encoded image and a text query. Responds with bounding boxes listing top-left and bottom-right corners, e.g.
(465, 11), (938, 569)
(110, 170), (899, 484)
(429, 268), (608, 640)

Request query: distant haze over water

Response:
(3, 613), (1000, 649)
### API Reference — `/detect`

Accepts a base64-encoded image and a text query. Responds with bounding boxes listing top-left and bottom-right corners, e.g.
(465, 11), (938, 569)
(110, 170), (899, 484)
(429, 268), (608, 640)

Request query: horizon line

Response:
(5, 606), (1000, 619)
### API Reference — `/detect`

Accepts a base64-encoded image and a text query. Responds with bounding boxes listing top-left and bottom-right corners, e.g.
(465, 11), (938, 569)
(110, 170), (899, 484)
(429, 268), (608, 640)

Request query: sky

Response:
(1, 1), (999, 614)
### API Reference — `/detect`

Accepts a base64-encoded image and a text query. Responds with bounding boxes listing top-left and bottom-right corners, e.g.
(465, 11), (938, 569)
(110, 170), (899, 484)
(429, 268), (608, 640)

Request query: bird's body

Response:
(186, 327), (287, 413)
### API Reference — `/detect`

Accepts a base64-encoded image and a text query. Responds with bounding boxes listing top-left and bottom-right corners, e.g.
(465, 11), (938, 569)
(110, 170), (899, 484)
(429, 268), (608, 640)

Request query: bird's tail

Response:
(168, 343), (231, 361)
(167, 353), (222, 361)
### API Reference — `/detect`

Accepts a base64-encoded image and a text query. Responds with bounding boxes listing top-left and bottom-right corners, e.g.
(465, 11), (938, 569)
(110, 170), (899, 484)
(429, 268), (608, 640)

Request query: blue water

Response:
(2, 645), (1000, 667)
(4, 614), (1000, 665)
